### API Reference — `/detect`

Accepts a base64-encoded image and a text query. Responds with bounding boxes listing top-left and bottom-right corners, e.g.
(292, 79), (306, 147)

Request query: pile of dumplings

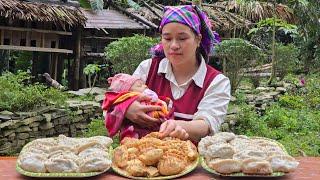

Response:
(113, 132), (199, 177)
(199, 132), (299, 175)
(17, 135), (113, 173)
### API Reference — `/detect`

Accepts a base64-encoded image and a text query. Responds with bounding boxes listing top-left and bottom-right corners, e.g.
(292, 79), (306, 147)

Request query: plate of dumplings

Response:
(112, 132), (199, 179)
(198, 132), (299, 177)
(16, 135), (113, 178)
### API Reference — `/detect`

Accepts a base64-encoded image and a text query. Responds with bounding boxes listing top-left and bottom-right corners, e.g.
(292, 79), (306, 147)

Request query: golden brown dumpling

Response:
(125, 159), (147, 176)
(113, 146), (129, 168)
(145, 166), (159, 177)
(139, 148), (163, 165)
(158, 156), (186, 176)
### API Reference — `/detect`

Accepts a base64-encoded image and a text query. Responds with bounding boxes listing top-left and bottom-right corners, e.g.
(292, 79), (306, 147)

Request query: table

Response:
(0, 157), (319, 180)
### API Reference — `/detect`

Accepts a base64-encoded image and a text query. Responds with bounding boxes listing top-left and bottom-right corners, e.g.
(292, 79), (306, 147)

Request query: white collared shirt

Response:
(133, 58), (231, 134)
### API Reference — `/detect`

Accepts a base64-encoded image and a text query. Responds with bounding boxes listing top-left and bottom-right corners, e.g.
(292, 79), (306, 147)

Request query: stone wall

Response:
(221, 81), (298, 132)
(0, 100), (101, 155)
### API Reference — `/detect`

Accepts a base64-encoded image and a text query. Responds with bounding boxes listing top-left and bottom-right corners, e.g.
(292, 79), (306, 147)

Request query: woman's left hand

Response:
(159, 120), (189, 140)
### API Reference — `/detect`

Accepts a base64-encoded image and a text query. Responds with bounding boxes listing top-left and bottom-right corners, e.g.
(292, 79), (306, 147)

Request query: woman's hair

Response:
(151, 5), (220, 63)
(196, 46), (208, 64)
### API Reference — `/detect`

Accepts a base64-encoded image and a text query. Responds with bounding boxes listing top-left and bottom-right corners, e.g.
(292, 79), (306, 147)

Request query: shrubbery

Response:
(234, 74), (320, 156)
(0, 72), (67, 112)
(105, 34), (159, 75)
(215, 38), (266, 94)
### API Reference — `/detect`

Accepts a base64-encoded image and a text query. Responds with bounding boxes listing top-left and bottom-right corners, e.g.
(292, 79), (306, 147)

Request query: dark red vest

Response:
(146, 58), (220, 120)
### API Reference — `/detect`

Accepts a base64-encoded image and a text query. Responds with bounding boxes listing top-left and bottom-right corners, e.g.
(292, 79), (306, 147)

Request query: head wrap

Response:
(107, 73), (141, 92)
(151, 5), (221, 59)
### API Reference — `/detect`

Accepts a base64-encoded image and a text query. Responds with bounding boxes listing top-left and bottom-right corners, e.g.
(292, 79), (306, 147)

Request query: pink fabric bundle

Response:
(107, 73), (141, 92)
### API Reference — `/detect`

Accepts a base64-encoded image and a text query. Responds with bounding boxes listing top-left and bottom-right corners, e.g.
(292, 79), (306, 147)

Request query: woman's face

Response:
(161, 22), (201, 67)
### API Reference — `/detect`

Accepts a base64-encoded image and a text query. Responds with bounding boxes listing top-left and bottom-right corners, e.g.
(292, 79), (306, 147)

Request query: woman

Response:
(126, 5), (231, 142)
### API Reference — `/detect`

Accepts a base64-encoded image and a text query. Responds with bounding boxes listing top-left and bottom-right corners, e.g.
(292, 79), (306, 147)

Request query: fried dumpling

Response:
(113, 146), (129, 168)
(157, 156), (186, 176)
(125, 159), (147, 177)
(145, 166), (159, 177)
(139, 148), (163, 165)
(183, 140), (198, 161)
(268, 155), (299, 172)
(121, 137), (139, 148)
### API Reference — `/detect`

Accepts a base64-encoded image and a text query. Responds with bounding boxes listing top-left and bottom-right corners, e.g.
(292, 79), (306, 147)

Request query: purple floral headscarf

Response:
(151, 5), (221, 59)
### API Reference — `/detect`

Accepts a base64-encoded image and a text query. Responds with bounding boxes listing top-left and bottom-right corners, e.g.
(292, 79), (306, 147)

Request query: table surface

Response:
(1, 157), (319, 180)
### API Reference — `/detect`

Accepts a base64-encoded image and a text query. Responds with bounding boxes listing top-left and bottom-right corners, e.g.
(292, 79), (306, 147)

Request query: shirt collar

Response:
(157, 57), (207, 88)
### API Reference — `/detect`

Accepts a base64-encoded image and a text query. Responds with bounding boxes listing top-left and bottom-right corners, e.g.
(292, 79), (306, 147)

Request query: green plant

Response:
(279, 94), (304, 109)
(273, 44), (299, 80)
(83, 63), (101, 91)
(0, 72), (67, 111)
(105, 34), (159, 75)
(215, 38), (266, 94)
(83, 119), (107, 137)
(234, 74), (320, 156)
(89, 0), (104, 11)
(248, 18), (298, 38)
(289, 0), (320, 73)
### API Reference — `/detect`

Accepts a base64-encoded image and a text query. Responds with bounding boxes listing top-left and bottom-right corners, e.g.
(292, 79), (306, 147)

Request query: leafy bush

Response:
(248, 18), (298, 50)
(234, 74), (320, 156)
(279, 95), (304, 109)
(215, 38), (266, 94)
(105, 34), (159, 75)
(83, 119), (106, 137)
(274, 44), (299, 80)
(0, 72), (67, 111)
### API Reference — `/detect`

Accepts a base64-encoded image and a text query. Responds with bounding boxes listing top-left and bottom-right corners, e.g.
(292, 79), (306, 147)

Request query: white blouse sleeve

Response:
(193, 74), (231, 135)
(132, 58), (152, 83)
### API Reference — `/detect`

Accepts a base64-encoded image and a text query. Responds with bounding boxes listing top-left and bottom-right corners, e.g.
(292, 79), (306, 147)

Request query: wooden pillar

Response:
(79, 56), (86, 88)
(57, 54), (64, 84)
(72, 28), (81, 90)
(31, 52), (38, 78)
(54, 53), (58, 80)
(67, 57), (73, 89)
(48, 53), (52, 75)
(0, 29), (4, 45)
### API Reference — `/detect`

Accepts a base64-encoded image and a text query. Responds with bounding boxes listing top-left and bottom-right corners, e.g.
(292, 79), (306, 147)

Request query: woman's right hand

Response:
(125, 94), (162, 128)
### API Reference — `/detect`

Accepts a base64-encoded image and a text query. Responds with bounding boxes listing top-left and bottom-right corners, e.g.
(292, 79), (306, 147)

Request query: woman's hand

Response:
(159, 120), (189, 140)
(125, 94), (162, 128)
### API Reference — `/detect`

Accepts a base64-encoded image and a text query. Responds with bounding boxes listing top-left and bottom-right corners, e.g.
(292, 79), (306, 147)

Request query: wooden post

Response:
(0, 29), (4, 45)
(41, 33), (45, 47)
(79, 56), (86, 88)
(31, 52), (37, 78)
(54, 53), (58, 80)
(73, 28), (81, 90)
(48, 53), (52, 75)
(57, 54), (64, 84)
